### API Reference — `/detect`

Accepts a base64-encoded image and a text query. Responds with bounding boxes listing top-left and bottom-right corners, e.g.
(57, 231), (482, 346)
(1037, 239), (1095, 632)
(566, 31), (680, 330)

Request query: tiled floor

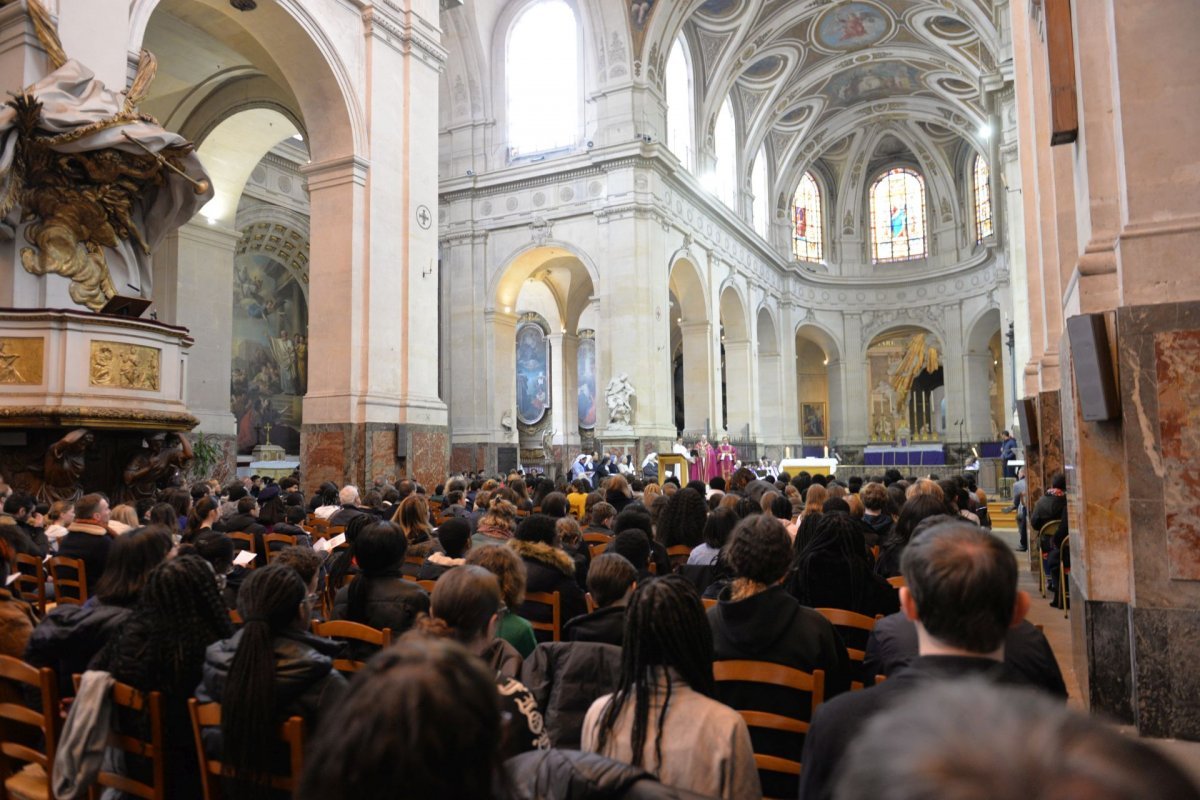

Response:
(990, 524), (1200, 784)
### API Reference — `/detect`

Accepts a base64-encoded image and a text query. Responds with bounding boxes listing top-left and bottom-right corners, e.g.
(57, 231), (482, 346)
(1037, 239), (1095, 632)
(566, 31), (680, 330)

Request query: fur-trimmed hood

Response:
(427, 551), (465, 568)
(509, 539), (576, 577)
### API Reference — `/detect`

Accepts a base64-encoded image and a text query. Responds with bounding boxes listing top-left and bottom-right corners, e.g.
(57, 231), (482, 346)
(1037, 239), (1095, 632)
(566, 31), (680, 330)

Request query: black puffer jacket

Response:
(506, 749), (715, 800)
(195, 627), (347, 755)
(331, 575), (430, 639)
(521, 642), (622, 748)
(510, 540), (588, 629)
(25, 601), (132, 697)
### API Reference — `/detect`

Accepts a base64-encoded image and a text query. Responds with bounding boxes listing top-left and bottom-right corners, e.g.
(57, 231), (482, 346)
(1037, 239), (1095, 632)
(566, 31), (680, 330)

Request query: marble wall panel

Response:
(410, 428), (449, 490)
(300, 425), (345, 494)
(1132, 606), (1200, 739)
(1080, 598), (1134, 724)
(367, 427), (397, 485)
(1153, 329), (1200, 580)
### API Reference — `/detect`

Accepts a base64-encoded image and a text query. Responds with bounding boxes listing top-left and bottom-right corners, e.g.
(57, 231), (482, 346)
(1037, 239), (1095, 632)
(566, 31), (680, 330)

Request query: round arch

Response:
(668, 256), (709, 324)
(131, 0), (364, 160)
(491, 241), (601, 330)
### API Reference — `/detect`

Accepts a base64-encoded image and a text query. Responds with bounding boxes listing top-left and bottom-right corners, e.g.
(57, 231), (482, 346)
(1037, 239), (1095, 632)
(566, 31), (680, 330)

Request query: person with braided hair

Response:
(196, 564), (347, 797)
(654, 487), (707, 549)
(785, 512), (900, 621)
(94, 555), (233, 798)
(581, 575), (761, 800)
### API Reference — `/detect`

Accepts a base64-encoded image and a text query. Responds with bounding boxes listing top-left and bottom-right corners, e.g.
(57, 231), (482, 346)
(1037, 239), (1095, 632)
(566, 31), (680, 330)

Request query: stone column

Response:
(757, 351), (783, 447)
(962, 351), (994, 443)
(301, 3), (449, 492)
(722, 337), (752, 436)
(679, 321), (716, 434)
(839, 313), (867, 443)
(151, 221), (240, 444)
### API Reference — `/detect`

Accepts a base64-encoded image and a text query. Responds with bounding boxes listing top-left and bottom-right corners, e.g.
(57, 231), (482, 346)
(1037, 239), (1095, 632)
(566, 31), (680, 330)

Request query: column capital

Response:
(361, 2), (447, 69)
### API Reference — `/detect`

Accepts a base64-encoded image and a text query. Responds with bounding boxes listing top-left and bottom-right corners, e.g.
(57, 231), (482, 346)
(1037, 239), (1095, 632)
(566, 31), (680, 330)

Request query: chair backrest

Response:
(886, 575), (906, 589)
(712, 660), (825, 785)
(523, 591), (562, 642)
(417, 579), (437, 593)
(310, 620), (393, 673)
(815, 608), (880, 690)
(12, 553), (46, 614)
(0, 655), (59, 783)
(701, 597), (718, 610)
(228, 532), (256, 554)
(262, 533), (297, 562)
(47, 555), (88, 605)
(666, 545), (692, 571)
(92, 680), (167, 800)
(583, 533), (610, 558)
(403, 554), (425, 568)
(187, 700), (305, 799)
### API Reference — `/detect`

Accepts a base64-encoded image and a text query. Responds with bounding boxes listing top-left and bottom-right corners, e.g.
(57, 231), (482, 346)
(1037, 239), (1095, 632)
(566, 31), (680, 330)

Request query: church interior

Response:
(0, 0), (1198, 795)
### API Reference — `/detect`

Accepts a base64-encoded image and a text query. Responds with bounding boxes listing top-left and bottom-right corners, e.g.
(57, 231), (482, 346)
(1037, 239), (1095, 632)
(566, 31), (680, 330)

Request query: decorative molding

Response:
(362, 4), (448, 69)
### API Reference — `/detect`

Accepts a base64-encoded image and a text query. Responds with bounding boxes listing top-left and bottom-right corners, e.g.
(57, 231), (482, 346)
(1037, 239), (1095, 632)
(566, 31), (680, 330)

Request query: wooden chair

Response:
(309, 518), (330, 539)
(586, 593), (597, 614)
(713, 660), (825, 797)
(228, 532), (256, 569)
(311, 620), (392, 673)
(46, 555), (88, 605)
(0, 656), (60, 800)
(701, 597), (718, 610)
(815, 608), (880, 691)
(583, 532), (611, 559)
(229, 609), (243, 626)
(12, 554), (47, 615)
(522, 591), (562, 642)
(403, 554), (425, 569)
(1037, 520), (1060, 598)
(886, 575), (906, 589)
(666, 545), (692, 572)
(88, 680), (167, 800)
(417, 580), (437, 594)
(188, 700), (305, 799)
(263, 532), (298, 562)
(1060, 534), (1070, 618)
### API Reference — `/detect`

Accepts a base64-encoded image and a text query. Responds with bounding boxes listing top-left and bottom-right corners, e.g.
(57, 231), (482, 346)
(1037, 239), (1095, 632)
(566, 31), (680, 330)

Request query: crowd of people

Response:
(0, 463), (1190, 800)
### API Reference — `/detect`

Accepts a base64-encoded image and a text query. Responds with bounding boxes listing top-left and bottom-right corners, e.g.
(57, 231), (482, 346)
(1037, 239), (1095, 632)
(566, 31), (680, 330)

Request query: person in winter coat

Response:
(521, 640), (622, 748)
(196, 564), (347, 788)
(786, 513), (901, 622)
(392, 495), (441, 576)
(26, 526), (173, 697)
(419, 518), (471, 581)
(506, 749), (719, 800)
(331, 521), (430, 654)
(708, 514), (851, 799)
(563, 552), (635, 647)
(509, 514), (587, 634)
(93, 556), (233, 799)
(296, 637), (508, 800)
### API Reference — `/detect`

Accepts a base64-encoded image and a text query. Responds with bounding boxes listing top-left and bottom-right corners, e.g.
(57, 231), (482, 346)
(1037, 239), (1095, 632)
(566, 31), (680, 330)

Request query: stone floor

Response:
(989, 524), (1200, 784)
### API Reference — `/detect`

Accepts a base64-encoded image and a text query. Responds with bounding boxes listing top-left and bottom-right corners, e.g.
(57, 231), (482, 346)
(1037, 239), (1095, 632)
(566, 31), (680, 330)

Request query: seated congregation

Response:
(0, 467), (1189, 800)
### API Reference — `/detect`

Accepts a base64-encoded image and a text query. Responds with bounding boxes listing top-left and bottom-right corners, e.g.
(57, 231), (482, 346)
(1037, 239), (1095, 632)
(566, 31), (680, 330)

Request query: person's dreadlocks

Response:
(593, 574), (714, 771)
(787, 512), (871, 609)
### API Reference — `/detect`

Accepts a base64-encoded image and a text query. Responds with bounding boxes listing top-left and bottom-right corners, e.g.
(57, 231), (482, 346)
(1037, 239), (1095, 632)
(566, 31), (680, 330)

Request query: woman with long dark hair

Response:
(581, 575), (760, 799)
(324, 512), (374, 594)
(298, 638), (511, 800)
(655, 487), (707, 548)
(875, 494), (948, 577)
(785, 512), (900, 618)
(332, 521), (429, 647)
(391, 495), (439, 574)
(183, 496), (219, 543)
(196, 564), (346, 797)
(95, 555), (233, 798)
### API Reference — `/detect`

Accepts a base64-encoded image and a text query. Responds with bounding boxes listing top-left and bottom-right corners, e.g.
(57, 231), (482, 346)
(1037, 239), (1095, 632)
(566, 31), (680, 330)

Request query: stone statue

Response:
(541, 428), (555, 463)
(0, 0), (212, 310)
(121, 431), (193, 501)
(605, 374), (636, 428)
(37, 428), (93, 503)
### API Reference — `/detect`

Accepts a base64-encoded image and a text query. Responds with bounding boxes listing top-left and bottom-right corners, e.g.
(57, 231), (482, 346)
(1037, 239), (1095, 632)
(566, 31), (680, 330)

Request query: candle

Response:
(823, 445), (829, 458)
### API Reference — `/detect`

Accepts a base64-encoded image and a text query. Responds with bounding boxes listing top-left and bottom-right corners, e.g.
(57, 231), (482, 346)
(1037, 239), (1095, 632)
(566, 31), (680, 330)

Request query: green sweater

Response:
(497, 611), (538, 658)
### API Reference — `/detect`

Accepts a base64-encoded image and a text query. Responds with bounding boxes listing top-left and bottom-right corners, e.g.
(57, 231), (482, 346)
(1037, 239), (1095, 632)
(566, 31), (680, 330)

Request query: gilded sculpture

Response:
(89, 340), (160, 391)
(0, 337), (44, 385)
(0, 0), (212, 311)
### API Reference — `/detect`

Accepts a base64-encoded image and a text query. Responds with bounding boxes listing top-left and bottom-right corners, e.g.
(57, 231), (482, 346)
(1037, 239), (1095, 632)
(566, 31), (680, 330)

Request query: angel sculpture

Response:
(0, 0), (213, 311)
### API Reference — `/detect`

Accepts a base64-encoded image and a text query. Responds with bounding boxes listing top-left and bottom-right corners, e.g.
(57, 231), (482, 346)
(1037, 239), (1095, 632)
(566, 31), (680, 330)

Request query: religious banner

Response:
(515, 321), (550, 426)
(577, 332), (596, 430)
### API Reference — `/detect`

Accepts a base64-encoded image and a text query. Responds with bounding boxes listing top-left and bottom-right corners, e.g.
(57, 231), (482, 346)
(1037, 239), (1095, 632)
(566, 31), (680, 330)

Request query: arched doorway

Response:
(757, 308), (782, 445)
(719, 286), (751, 438)
(965, 308), (1004, 440)
(668, 258), (712, 436)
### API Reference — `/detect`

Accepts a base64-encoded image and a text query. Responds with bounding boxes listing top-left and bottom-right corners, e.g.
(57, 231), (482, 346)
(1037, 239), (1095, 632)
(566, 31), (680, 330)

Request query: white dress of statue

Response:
(605, 374), (635, 429)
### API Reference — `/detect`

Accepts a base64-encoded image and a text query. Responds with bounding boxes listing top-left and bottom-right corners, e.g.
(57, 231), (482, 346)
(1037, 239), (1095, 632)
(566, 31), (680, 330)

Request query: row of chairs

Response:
(12, 555), (89, 614)
(0, 655), (303, 800)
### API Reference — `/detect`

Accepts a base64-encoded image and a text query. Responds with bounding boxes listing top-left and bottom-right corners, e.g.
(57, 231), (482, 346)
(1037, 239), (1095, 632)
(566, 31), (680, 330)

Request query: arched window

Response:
(793, 172), (823, 261)
(507, 0), (579, 158)
(666, 37), (694, 170)
(870, 167), (927, 263)
(714, 97), (737, 209)
(752, 148), (769, 239)
(973, 154), (994, 242)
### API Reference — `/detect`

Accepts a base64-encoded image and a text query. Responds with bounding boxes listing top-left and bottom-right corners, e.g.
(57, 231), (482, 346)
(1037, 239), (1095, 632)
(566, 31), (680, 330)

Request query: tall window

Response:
(793, 172), (823, 261)
(666, 38), (694, 170)
(973, 154), (994, 242)
(870, 168), (927, 262)
(752, 148), (769, 238)
(507, 0), (578, 158)
(714, 97), (737, 209)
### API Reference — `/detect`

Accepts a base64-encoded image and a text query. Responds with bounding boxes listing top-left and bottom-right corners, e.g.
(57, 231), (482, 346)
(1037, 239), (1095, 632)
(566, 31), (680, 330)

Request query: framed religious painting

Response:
(802, 402), (826, 439)
(515, 320), (551, 426)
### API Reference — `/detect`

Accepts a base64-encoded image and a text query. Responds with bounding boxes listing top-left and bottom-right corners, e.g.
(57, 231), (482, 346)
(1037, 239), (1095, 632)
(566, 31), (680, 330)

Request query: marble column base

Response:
(301, 422), (447, 494)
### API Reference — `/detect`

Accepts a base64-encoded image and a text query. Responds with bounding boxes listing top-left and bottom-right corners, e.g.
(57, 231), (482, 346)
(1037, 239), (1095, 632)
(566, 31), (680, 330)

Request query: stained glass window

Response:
(793, 172), (823, 261)
(507, 0), (578, 158)
(870, 168), (926, 263)
(974, 154), (994, 242)
(666, 38), (694, 170)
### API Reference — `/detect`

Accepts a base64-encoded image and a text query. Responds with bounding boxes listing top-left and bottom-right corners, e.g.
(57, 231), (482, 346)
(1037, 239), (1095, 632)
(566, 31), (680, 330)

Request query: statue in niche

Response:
(605, 374), (636, 428)
(121, 432), (193, 501)
(541, 428), (556, 463)
(0, 0), (212, 310)
(36, 428), (93, 503)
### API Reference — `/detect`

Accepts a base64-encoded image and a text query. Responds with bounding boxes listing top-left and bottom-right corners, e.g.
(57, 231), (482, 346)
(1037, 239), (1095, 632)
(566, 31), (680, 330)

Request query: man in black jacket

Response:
(214, 496), (266, 535)
(798, 520), (1039, 800)
(563, 552), (636, 646)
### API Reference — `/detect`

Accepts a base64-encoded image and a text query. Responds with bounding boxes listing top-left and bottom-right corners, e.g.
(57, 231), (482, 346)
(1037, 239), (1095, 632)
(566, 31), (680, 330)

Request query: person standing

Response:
(999, 431), (1018, 477)
(1009, 467), (1028, 552)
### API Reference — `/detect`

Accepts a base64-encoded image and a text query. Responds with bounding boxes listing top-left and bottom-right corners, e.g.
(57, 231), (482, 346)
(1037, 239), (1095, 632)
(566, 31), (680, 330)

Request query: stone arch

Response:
(669, 256), (713, 434)
(965, 306), (1004, 439)
(756, 306), (783, 443)
(719, 283), (752, 435)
